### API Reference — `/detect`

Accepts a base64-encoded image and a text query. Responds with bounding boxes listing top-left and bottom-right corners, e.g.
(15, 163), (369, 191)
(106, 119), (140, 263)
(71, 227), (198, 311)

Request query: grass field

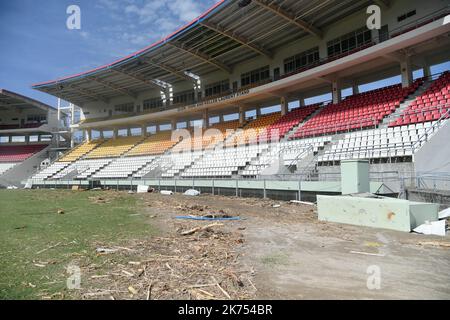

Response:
(0, 190), (157, 299)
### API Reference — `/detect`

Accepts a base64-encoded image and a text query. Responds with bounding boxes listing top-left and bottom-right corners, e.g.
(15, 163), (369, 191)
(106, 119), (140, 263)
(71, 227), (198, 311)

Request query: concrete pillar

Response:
(423, 65), (432, 79)
(281, 97), (288, 116)
(256, 108), (261, 117)
(71, 131), (75, 148)
(219, 114), (224, 123)
(352, 82), (359, 95)
(86, 129), (92, 142)
(141, 124), (147, 137)
(299, 97), (305, 107)
(239, 106), (245, 125)
(400, 57), (413, 88)
(332, 78), (342, 104)
(25, 135), (30, 144)
(99, 131), (104, 139)
(113, 128), (118, 139)
(203, 109), (209, 128)
(171, 119), (177, 131)
(127, 127), (132, 137)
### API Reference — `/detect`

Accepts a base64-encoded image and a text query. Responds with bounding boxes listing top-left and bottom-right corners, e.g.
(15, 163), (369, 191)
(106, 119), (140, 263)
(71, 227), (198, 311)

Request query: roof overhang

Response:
(32, 0), (374, 105)
(72, 15), (450, 130)
(0, 89), (53, 112)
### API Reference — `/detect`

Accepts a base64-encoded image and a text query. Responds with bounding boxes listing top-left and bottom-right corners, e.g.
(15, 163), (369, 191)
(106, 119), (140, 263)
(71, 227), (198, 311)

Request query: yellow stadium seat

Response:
(58, 139), (104, 162)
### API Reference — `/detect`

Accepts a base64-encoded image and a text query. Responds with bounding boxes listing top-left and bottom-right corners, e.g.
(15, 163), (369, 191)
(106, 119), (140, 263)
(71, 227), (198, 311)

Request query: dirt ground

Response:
(74, 192), (450, 300)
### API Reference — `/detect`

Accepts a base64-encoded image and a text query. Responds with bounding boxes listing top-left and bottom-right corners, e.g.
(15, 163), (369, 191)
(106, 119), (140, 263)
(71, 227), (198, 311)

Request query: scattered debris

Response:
(37, 242), (62, 255)
(290, 200), (316, 206)
(161, 190), (174, 196)
(96, 248), (119, 255)
(417, 241), (450, 248)
(350, 251), (385, 257)
(413, 220), (446, 237)
(57, 209), (65, 215)
(184, 189), (201, 196)
(272, 204), (281, 208)
(180, 223), (224, 236)
(175, 215), (241, 221)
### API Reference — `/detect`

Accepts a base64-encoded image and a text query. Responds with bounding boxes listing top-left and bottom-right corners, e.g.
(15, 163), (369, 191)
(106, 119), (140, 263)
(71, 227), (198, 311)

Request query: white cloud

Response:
(167, 0), (205, 22)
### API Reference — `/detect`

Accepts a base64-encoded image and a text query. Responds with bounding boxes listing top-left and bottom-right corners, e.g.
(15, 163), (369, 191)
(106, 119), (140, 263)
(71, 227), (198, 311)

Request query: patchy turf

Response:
(0, 190), (157, 299)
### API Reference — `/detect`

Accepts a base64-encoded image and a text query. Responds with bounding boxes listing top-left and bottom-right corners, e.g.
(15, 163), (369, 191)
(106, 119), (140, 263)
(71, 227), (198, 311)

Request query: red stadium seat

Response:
(0, 144), (47, 162)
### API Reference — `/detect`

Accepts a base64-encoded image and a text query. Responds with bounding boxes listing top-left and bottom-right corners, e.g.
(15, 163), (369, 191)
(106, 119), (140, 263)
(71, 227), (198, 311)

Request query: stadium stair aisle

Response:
(389, 72), (450, 126)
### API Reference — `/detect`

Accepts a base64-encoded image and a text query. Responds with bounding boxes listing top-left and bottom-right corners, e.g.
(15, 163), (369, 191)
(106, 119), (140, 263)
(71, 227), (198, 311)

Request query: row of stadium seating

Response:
(319, 121), (443, 162)
(0, 144), (47, 162)
(260, 104), (321, 142)
(30, 74), (450, 181)
(0, 123), (43, 130)
(226, 113), (281, 146)
(389, 71), (450, 126)
(181, 144), (269, 178)
(241, 137), (332, 177)
(292, 80), (423, 138)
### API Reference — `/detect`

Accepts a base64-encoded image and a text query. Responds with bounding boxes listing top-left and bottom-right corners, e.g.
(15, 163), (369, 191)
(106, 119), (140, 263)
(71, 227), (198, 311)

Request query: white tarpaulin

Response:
(413, 220), (446, 236)
(137, 185), (149, 193)
(184, 189), (200, 196)
(438, 208), (450, 220)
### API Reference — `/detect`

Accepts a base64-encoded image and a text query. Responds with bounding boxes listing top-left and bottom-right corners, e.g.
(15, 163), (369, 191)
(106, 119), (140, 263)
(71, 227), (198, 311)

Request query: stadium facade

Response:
(1, 0), (450, 199)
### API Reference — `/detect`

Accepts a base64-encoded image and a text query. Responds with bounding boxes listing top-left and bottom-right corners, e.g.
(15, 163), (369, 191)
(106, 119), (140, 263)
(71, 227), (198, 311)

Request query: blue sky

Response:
(0, 0), (216, 106)
(0, 0), (449, 109)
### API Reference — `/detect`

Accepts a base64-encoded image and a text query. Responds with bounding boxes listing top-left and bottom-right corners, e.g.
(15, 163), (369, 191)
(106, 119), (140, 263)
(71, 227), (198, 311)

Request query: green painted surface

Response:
(31, 179), (388, 195)
(317, 195), (439, 232)
(341, 160), (370, 194)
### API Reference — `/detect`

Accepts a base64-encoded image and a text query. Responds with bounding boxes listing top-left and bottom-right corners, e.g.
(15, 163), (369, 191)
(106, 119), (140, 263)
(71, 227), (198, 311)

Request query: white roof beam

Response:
(373, 0), (390, 9)
(252, 0), (323, 38)
(88, 77), (138, 99)
(142, 59), (194, 82)
(62, 85), (110, 104)
(200, 21), (273, 59)
(168, 42), (232, 74)
(110, 68), (167, 90)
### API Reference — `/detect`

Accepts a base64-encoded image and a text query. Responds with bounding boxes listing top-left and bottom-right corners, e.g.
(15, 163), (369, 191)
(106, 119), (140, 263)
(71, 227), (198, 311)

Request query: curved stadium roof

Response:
(32, 0), (373, 106)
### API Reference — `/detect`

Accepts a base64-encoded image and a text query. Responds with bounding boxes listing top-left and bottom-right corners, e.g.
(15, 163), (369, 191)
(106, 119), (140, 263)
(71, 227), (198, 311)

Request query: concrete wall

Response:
(415, 121), (450, 175)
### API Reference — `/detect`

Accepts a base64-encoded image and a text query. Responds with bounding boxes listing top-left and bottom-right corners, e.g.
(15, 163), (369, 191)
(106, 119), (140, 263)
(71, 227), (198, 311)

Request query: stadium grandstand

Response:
(0, 89), (72, 187)
(27, 0), (450, 198)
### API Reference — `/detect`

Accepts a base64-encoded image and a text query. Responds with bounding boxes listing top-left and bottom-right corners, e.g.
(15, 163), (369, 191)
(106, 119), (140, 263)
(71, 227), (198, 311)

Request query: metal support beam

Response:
(110, 68), (166, 90)
(201, 21), (273, 59)
(253, 0), (323, 38)
(143, 59), (194, 82)
(168, 42), (232, 74)
(64, 85), (110, 104)
(373, 0), (390, 9)
(88, 77), (138, 99)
